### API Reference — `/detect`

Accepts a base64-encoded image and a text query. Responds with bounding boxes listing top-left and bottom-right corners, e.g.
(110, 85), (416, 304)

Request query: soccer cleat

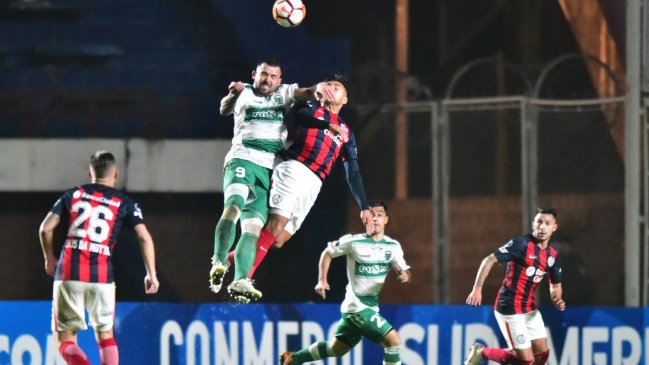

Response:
(279, 352), (293, 365)
(209, 259), (229, 293)
(227, 279), (263, 303)
(464, 343), (485, 365)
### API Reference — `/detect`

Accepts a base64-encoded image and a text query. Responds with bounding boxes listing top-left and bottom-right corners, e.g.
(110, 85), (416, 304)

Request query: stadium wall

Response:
(1, 301), (646, 365)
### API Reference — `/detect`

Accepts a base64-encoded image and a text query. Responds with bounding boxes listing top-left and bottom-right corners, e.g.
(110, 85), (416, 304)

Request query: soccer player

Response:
(226, 73), (375, 302)
(463, 207), (566, 365)
(39, 151), (159, 365)
(280, 200), (411, 365)
(209, 59), (339, 296)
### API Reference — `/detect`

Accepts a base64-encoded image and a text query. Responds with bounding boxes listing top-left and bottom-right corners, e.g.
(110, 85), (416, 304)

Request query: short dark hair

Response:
(257, 58), (281, 68)
(90, 150), (116, 179)
(325, 73), (349, 92)
(368, 200), (388, 214)
(536, 207), (558, 219)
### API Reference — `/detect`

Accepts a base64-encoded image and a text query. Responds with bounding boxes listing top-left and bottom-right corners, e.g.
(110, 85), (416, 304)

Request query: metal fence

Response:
(353, 95), (627, 304)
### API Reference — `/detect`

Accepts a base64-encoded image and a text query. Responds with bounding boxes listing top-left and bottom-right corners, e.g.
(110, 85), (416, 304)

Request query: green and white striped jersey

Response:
(224, 83), (298, 169)
(326, 233), (410, 314)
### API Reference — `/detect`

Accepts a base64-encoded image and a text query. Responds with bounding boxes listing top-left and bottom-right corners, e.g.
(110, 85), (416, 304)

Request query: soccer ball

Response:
(272, 0), (306, 28)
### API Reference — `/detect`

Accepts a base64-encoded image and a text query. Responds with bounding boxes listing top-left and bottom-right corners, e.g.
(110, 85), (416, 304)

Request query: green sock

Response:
(213, 219), (235, 263)
(292, 342), (331, 364)
(233, 232), (258, 280)
(384, 346), (401, 364)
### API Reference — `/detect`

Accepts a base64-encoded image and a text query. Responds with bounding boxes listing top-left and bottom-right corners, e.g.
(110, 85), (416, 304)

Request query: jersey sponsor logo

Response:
(244, 107), (284, 122)
(355, 262), (390, 277)
(525, 266), (547, 282)
(73, 189), (121, 208)
(323, 129), (345, 146)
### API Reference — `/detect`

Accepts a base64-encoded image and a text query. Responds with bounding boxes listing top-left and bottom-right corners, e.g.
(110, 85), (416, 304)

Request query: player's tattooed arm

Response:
(220, 81), (245, 115)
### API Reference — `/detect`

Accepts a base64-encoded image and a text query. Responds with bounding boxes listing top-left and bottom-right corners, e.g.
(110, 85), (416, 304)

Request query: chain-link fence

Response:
(352, 95), (626, 304)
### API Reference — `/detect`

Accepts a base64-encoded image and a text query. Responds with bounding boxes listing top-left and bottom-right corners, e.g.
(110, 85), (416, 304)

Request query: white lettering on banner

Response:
(186, 321), (210, 365)
(242, 321), (273, 365)
(0, 334), (64, 365)
(158, 320), (649, 365)
(214, 322), (238, 365)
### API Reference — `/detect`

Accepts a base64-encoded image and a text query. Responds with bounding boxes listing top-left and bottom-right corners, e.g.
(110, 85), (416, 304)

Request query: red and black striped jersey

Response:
(493, 234), (562, 315)
(283, 103), (358, 180)
(49, 183), (144, 283)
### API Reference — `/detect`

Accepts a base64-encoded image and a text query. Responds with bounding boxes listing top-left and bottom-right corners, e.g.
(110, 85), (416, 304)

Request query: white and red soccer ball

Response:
(272, 0), (306, 28)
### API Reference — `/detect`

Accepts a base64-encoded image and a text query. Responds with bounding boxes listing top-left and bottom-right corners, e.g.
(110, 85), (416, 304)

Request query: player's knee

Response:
(241, 218), (263, 235)
(272, 241), (285, 249)
(383, 329), (402, 347)
(221, 205), (242, 222)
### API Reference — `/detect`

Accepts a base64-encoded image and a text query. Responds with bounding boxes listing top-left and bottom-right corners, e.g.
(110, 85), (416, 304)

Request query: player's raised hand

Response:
(315, 82), (334, 103)
(144, 274), (160, 294)
(360, 209), (375, 235)
(315, 280), (330, 299)
(228, 81), (245, 95)
(466, 287), (483, 307)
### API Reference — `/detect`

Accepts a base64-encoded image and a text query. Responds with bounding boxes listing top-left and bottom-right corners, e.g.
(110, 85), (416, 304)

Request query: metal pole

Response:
(395, 0), (409, 200)
(626, 0), (642, 306)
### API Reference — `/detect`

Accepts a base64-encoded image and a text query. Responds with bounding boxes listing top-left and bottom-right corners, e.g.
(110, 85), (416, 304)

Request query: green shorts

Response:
(223, 158), (271, 222)
(335, 308), (394, 346)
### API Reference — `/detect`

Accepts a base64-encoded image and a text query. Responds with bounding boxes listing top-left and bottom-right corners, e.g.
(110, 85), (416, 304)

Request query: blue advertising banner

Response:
(0, 301), (647, 364)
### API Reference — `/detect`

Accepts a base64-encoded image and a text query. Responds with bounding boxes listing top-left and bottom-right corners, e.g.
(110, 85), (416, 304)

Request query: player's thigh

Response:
(223, 159), (269, 204)
(342, 309), (394, 345)
(494, 310), (532, 350)
(525, 310), (548, 341)
(52, 280), (88, 332)
(334, 316), (362, 348)
(269, 160), (321, 235)
(85, 282), (116, 332)
(241, 179), (270, 223)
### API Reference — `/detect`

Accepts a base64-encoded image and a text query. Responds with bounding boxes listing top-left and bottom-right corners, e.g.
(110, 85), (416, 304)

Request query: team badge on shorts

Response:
(272, 194), (283, 204)
(516, 334), (526, 344)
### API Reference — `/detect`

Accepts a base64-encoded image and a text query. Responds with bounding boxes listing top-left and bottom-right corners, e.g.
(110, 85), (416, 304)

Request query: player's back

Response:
(53, 183), (143, 283)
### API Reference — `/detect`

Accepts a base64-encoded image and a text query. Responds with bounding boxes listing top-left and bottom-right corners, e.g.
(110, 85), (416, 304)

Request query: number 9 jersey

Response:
(49, 183), (144, 283)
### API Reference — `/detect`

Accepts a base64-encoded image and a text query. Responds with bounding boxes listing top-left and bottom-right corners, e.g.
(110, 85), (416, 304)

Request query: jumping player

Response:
(227, 73), (375, 302)
(39, 151), (159, 365)
(463, 207), (566, 365)
(209, 59), (338, 296)
(280, 200), (411, 365)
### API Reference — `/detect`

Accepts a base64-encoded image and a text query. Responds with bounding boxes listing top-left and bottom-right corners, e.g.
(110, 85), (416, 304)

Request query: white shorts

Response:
(52, 280), (116, 333)
(494, 309), (547, 350)
(269, 159), (322, 235)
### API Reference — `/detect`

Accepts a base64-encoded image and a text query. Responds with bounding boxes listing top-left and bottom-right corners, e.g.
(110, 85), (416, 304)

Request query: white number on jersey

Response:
(68, 201), (114, 243)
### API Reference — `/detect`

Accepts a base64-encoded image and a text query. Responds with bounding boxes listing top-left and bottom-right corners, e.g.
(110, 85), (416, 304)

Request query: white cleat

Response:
(227, 279), (262, 303)
(464, 343), (485, 365)
(209, 260), (229, 293)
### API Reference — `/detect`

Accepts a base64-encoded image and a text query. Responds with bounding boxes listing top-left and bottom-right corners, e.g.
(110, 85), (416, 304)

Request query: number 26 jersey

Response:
(49, 183), (144, 283)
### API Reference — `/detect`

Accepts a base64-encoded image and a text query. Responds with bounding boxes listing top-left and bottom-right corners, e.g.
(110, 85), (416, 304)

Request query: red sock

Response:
(98, 338), (119, 365)
(247, 229), (275, 279)
(534, 350), (549, 365)
(60, 341), (90, 365)
(482, 347), (532, 365)
(227, 251), (234, 265)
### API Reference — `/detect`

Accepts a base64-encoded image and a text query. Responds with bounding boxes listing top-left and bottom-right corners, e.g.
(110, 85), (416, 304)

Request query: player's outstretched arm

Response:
(550, 283), (565, 311)
(38, 212), (60, 277)
(315, 249), (333, 299)
(466, 253), (498, 306)
(134, 224), (159, 294)
(219, 81), (245, 115)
